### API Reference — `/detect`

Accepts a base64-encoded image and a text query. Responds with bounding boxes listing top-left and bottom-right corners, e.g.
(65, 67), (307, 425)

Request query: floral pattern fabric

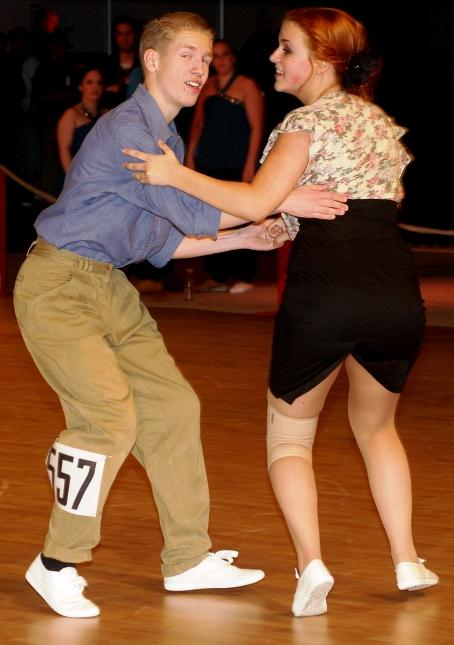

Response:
(260, 90), (411, 239)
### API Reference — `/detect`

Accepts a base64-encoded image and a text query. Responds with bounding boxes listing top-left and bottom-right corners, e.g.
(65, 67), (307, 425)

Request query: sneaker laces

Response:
(209, 550), (239, 565)
(58, 567), (88, 597)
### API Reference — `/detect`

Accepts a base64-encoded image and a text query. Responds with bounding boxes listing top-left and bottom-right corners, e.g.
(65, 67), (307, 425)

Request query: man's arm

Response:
(116, 123), (221, 238)
(172, 219), (283, 259)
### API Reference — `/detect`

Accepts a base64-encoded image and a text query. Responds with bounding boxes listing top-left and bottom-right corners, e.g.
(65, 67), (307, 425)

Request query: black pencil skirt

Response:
(269, 200), (426, 403)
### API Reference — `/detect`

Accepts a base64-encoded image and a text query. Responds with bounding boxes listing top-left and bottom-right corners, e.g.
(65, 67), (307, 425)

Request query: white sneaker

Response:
(292, 559), (334, 617)
(25, 554), (99, 618)
(164, 550), (265, 591)
(195, 279), (229, 293)
(396, 558), (439, 591)
(229, 282), (254, 294)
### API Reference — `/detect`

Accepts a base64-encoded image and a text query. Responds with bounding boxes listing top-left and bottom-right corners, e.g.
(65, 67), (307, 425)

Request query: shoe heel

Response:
(292, 560), (334, 617)
(396, 558), (439, 591)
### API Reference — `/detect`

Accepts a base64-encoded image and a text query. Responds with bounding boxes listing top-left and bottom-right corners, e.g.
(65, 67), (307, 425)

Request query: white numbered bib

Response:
(46, 441), (106, 517)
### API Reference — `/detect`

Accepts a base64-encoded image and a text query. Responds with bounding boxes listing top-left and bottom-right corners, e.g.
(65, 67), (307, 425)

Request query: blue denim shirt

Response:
(35, 85), (221, 267)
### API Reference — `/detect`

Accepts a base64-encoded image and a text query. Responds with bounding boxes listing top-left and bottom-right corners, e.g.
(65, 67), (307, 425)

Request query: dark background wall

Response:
(2, 0), (453, 229)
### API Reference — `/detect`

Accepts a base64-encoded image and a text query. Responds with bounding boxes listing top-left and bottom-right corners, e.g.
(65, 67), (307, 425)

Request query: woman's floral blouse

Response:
(260, 90), (411, 239)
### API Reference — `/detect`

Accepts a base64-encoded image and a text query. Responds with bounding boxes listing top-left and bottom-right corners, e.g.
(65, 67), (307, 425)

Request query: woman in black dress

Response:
(123, 6), (438, 617)
(56, 66), (107, 176)
(185, 38), (264, 293)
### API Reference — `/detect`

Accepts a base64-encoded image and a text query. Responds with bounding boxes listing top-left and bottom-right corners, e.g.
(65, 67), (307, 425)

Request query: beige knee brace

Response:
(267, 404), (319, 469)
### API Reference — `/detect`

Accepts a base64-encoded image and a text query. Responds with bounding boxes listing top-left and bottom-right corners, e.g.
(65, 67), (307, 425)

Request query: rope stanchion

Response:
(0, 164), (56, 297)
(0, 164), (57, 205)
(398, 223), (454, 237)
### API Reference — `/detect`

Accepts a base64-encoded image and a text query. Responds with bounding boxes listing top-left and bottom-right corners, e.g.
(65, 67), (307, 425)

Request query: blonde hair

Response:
(139, 11), (215, 69)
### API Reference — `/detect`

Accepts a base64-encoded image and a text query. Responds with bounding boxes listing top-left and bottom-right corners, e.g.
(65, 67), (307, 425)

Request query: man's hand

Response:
(282, 185), (348, 219)
(225, 219), (286, 251)
(265, 218), (291, 245)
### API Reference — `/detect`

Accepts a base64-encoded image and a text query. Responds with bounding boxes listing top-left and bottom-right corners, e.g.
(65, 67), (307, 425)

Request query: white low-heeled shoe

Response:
(292, 559), (334, 617)
(395, 557), (439, 591)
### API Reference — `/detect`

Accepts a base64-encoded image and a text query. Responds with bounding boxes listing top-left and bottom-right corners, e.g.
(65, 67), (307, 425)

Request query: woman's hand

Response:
(122, 140), (180, 186)
(282, 185), (348, 219)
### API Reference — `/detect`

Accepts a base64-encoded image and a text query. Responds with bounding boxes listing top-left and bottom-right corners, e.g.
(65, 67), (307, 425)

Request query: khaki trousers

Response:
(13, 239), (212, 576)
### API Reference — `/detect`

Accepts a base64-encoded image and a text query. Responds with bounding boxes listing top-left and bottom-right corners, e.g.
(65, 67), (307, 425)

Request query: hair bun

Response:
(343, 49), (381, 88)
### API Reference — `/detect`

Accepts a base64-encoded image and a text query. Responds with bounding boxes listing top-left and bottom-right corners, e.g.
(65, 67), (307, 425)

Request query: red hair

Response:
(284, 7), (380, 100)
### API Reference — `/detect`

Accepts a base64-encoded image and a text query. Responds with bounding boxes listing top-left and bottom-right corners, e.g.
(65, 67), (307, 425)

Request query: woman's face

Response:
(79, 70), (104, 102)
(269, 20), (314, 98)
(212, 41), (236, 76)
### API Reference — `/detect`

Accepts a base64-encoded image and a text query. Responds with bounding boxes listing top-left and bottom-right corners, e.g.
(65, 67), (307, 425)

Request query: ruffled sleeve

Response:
(275, 108), (317, 135)
(392, 123), (412, 178)
(281, 213), (301, 241)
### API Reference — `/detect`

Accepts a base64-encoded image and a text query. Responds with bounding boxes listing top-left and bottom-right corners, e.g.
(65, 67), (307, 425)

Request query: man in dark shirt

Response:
(14, 12), (347, 619)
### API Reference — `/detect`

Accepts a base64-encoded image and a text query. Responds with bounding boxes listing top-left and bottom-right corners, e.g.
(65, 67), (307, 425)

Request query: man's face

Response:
(146, 29), (213, 121)
(115, 23), (137, 53)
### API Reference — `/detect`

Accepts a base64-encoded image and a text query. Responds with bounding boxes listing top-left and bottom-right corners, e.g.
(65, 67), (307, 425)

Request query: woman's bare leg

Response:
(344, 356), (418, 565)
(267, 365), (342, 572)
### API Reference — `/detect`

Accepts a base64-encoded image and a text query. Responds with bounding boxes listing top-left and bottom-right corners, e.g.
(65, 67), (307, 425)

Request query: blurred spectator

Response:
(126, 64), (143, 99)
(31, 8), (62, 59)
(32, 32), (74, 126)
(104, 15), (140, 107)
(31, 31), (75, 193)
(185, 39), (264, 293)
(11, 28), (41, 187)
(56, 66), (107, 189)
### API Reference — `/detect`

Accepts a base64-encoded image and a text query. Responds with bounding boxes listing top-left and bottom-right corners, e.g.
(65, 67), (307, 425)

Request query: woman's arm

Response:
(216, 184), (348, 229)
(56, 108), (76, 173)
(124, 130), (310, 220)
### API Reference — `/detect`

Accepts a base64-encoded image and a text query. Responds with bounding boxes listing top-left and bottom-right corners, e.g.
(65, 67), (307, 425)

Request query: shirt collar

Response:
(132, 83), (182, 154)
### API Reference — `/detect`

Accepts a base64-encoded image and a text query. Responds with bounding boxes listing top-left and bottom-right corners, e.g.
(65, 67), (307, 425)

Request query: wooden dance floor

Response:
(1, 296), (453, 644)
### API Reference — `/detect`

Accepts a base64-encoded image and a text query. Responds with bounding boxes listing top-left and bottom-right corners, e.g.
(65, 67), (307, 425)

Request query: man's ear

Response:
(143, 48), (159, 73)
